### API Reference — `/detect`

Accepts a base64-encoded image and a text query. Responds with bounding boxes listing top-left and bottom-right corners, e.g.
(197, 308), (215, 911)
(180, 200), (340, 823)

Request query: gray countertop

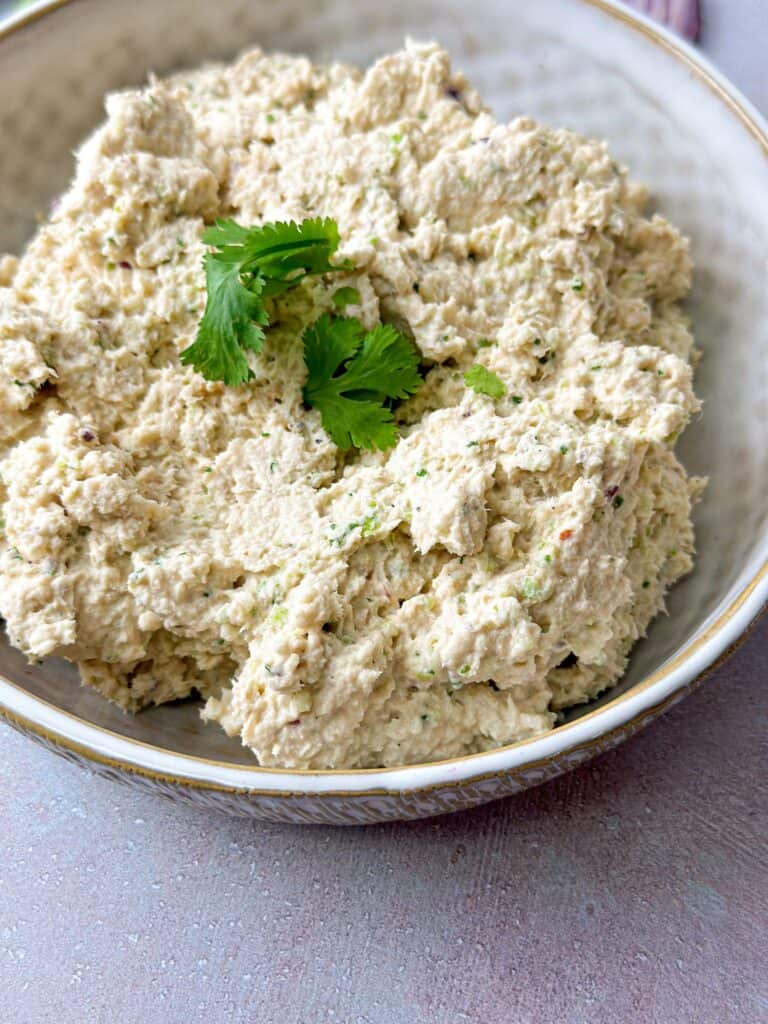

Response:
(1, 4), (767, 1022)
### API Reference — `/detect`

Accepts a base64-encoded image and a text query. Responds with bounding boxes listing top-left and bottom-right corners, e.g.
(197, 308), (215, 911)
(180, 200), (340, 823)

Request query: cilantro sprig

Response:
(180, 218), (349, 386)
(181, 217), (424, 450)
(302, 314), (422, 451)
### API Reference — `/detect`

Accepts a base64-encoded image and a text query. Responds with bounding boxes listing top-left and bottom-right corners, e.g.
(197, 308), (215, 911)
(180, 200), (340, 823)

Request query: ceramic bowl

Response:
(1, 0), (766, 824)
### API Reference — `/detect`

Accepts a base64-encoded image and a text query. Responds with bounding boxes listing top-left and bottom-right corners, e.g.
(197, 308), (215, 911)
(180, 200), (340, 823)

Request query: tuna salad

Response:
(0, 42), (703, 769)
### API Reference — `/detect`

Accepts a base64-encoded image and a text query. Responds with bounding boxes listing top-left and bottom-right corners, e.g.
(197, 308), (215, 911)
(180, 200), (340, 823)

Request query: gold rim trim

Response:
(0, 0), (767, 795)
(4, 604), (764, 799)
(2, 570), (766, 791)
(0, 684), (700, 797)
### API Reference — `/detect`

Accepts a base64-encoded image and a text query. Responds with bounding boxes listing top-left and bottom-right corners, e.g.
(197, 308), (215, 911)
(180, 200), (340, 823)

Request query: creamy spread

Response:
(0, 42), (703, 768)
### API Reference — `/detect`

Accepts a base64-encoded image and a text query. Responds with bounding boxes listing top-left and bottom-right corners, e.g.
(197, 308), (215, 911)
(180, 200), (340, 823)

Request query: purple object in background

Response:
(625, 0), (701, 39)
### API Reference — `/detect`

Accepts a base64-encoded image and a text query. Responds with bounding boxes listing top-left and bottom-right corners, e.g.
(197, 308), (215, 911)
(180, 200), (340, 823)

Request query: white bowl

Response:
(1, 0), (766, 823)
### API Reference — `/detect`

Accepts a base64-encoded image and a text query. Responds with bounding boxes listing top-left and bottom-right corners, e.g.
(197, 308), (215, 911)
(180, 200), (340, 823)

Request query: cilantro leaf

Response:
(464, 363), (506, 399)
(179, 254), (268, 385)
(201, 217), (348, 297)
(303, 314), (423, 451)
(180, 217), (347, 385)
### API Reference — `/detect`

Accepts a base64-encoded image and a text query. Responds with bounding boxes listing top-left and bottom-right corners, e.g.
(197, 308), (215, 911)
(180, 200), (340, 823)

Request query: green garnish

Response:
(464, 364), (505, 399)
(270, 606), (288, 627)
(331, 286), (361, 310)
(360, 511), (379, 537)
(328, 510), (380, 548)
(180, 217), (348, 385)
(302, 314), (422, 451)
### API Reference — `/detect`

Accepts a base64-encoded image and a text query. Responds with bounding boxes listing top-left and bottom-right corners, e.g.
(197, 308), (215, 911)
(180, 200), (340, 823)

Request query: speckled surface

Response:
(1, 4), (767, 1022)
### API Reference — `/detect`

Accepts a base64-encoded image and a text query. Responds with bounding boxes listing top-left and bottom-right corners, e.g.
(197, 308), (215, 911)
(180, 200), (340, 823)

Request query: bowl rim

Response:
(0, 0), (767, 796)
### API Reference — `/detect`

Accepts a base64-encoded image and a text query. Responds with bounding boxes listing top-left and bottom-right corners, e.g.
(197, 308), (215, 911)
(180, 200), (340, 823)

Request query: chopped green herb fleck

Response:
(360, 511), (379, 538)
(559, 444), (569, 454)
(415, 468), (427, 478)
(331, 286), (361, 310)
(464, 364), (505, 400)
(612, 495), (624, 509)
(271, 606), (288, 627)
(511, 395), (523, 405)
(642, 580), (650, 589)
(571, 278), (584, 291)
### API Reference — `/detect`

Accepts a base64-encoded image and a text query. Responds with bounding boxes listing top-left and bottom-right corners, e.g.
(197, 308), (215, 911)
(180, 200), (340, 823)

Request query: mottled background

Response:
(1, 2), (767, 1022)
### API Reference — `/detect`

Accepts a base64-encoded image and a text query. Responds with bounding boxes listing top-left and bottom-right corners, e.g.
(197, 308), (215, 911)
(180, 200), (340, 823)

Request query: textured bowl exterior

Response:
(0, 0), (767, 822)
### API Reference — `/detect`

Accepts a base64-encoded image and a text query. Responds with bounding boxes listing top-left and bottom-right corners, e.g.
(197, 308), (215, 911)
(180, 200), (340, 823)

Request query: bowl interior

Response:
(1, 0), (766, 766)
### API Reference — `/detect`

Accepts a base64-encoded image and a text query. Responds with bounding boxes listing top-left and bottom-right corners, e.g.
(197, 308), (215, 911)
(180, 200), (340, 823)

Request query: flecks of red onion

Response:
(624, 0), (701, 41)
